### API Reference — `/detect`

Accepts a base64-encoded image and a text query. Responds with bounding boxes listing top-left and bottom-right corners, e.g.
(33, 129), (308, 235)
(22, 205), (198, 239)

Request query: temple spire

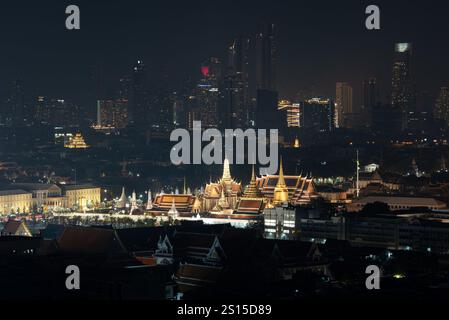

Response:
(116, 186), (127, 208)
(130, 190), (138, 212)
(222, 156), (232, 183)
(146, 190), (153, 210)
(168, 199), (179, 218)
(273, 157), (289, 205)
(243, 165), (262, 199)
(276, 157), (287, 188)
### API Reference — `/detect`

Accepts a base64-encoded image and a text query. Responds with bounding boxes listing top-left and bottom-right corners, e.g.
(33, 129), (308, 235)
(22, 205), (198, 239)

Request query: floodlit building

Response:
(0, 190), (32, 215)
(64, 133), (89, 149)
(63, 184), (101, 210)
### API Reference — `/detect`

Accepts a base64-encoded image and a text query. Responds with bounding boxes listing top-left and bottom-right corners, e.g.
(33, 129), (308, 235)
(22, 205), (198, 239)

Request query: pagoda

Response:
(65, 133), (89, 149)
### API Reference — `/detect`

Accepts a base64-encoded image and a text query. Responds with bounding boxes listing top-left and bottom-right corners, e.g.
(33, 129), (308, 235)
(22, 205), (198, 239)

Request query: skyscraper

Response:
(96, 99), (129, 129)
(130, 60), (147, 127)
(223, 36), (251, 128)
(362, 78), (378, 126)
(300, 98), (335, 133)
(434, 87), (449, 126)
(256, 22), (276, 91)
(391, 43), (415, 130)
(3, 80), (26, 126)
(335, 82), (353, 128)
(196, 58), (222, 129)
(255, 22), (280, 132)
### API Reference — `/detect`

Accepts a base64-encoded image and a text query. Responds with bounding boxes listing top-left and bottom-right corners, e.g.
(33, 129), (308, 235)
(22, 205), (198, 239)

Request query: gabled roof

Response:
(115, 226), (175, 252)
(41, 224), (66, 241)
(57, 226), (127, 255)
(1, 220), (32, 236)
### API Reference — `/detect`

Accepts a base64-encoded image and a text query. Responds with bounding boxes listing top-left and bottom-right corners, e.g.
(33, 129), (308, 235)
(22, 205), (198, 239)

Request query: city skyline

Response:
(1, 0), (449, 110)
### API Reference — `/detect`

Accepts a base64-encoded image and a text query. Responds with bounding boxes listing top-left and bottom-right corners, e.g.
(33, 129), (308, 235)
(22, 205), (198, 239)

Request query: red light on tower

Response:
(201, 66), (209, 77)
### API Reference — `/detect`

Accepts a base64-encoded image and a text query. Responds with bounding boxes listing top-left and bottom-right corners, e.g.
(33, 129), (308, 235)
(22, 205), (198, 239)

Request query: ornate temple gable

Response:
(202, 157), (242, 212)
(156, 234), (173, 255)
(309, 243), (322, 261)
(205, 236), (226, 264)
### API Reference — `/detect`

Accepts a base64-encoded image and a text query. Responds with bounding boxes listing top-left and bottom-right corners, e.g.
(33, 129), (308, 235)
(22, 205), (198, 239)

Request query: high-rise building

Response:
(391, 43), (415, 130)
(335, 82), (353, 128)
(256, 22), (276, 91)
(96, 99), (129, 129)
(34, 98), (80, 127)
(361, 78), (378, 126)
(196, 58), (222, 129)
(300, 98), (335, 132)
(148, 89), (175, 132)
(223, 37), (251, 129)
(434, 87), (449, 126)
(255, 22), (280, 133)
(278, 100), (300, 128)
(2, 80), (26, 126)
(130, 60), (147, 127)
(255, 89), (280, 130)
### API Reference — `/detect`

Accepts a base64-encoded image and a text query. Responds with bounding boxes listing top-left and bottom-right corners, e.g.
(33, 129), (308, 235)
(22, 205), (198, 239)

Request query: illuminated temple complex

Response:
(112, 158), (319, 219)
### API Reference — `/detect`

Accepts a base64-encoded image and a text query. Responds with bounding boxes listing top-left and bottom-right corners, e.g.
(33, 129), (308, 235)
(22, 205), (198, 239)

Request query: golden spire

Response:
(276, 157), (287, 188)
(222, 156), (232, 183)
(242, 165), (262, 199)
(273, 157), (289, 205)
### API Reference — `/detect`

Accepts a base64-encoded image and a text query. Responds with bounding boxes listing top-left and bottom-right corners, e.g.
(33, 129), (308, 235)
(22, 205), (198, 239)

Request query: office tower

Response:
(3, 80), (26, 126)
(35, 96), (49, 124)
(372, 104), (403, 136)
(96, 99), (129, 129)
(362, 78), (378, 126)
(391, 43), (415, 130)
(118, 76), (132, 100)
(196, 58), (221, 129)
(255, 89), (280, 130)
(130, 60), (147, 126)
(434, 87), (449, 126)
(256, 22), (276, 91)
(35, 98), (80, 127)
(299, 98), (335, 132)
(278, 100), (300, 128)
(278, 100), (300, 143)
(255, 22), (280, 133)
(223, 36), (251, 128)
(335, 82), (353, 128)
(148, 89), (175, 132)
(172, 97), (184, 128)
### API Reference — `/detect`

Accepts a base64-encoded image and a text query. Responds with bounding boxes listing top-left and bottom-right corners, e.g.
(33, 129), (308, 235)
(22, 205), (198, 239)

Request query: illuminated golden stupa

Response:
(273, 158), (289, 205)
(65, 133), (89, 149)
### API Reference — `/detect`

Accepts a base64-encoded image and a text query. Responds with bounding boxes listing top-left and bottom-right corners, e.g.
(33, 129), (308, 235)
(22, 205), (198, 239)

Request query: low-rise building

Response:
(0, 190), (32, 215)
(63, 184), (101, 210)
(348, 196), (447, 212)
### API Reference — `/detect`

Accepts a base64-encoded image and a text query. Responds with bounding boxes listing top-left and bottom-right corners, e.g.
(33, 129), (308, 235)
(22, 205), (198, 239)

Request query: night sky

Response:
(1, 0), (449, 109)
